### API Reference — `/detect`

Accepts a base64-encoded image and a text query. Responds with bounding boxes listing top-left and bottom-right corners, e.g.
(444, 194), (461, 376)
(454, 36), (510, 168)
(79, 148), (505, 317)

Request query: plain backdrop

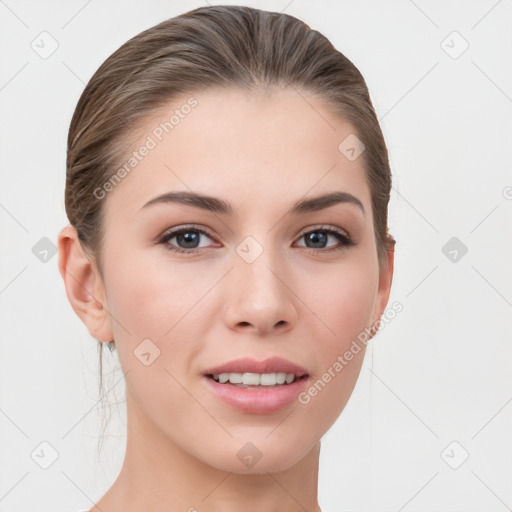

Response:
(1, 1), (511, 511)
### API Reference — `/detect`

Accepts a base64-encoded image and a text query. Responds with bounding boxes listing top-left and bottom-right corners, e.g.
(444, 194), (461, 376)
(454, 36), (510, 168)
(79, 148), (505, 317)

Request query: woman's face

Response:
(85, 87), (393, 473)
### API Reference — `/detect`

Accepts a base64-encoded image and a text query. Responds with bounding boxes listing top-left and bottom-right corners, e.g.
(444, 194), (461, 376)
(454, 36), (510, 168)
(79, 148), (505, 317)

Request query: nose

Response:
(223, 242), (298, 336)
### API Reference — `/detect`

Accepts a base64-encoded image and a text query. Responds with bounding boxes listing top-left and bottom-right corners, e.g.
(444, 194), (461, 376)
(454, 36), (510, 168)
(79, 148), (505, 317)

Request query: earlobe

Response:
(57, 225), (113, 343)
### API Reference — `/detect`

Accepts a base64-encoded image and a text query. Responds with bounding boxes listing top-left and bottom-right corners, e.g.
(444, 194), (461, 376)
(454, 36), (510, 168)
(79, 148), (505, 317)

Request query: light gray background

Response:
(1, 1), (511, 511)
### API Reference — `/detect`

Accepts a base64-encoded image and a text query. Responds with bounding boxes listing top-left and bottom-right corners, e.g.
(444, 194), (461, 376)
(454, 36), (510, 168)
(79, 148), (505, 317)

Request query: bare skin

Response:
(58, 87), (394, 512)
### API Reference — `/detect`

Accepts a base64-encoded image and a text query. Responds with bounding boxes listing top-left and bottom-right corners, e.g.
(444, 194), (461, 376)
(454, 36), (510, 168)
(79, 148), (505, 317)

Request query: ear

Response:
(370, 234), (396, 331)
(57, 224), (113, 343)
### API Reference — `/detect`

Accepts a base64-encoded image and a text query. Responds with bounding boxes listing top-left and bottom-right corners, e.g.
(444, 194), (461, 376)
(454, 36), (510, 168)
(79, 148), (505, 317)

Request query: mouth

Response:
(206, 372), (309, 389)
(202, 371), (311, 414)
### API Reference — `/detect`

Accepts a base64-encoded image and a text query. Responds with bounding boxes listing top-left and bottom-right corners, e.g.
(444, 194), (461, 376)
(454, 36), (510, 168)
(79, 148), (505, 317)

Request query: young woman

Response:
(58, 5), (395, 511)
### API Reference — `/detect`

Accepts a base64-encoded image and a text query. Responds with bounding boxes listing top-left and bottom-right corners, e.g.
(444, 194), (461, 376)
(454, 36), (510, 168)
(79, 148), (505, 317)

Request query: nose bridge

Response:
(224, 232), (297, 333)
(235, 232), (286, 298)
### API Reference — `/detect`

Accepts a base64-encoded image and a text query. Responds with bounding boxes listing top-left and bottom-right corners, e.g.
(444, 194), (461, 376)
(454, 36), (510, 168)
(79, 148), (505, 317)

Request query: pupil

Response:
(179, 232), (199, 248)
(306, 232), (327, 248)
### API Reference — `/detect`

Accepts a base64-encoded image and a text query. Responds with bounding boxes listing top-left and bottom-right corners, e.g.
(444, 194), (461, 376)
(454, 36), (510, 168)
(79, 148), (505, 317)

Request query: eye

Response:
(295, 225), (354, 253)
(157, 224), (355, 255)
(157, 225), (217, 254)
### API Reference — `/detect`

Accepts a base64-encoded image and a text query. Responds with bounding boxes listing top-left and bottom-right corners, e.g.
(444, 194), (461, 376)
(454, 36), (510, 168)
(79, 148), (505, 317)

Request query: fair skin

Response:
(58, 87), (394, 512)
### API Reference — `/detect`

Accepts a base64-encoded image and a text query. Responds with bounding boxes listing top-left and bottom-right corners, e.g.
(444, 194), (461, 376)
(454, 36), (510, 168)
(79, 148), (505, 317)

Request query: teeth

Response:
(212, 372), (299, 386)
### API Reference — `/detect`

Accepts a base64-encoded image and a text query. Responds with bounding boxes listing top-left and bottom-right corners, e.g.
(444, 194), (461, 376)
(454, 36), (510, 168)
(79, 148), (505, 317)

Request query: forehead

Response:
(103, 87), (372, 219)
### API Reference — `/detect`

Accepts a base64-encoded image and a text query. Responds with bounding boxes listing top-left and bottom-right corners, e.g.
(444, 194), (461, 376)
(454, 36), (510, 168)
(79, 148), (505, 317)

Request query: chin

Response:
(196, 434), (316, 475)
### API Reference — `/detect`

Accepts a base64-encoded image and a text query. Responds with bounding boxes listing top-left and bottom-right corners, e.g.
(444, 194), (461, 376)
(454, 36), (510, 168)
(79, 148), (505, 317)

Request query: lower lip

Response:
(202, 375), (309, 414)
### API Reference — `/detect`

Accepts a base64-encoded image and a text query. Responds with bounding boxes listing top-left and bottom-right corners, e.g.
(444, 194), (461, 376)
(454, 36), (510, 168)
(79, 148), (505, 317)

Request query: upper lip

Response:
(203, 357), (309, 377)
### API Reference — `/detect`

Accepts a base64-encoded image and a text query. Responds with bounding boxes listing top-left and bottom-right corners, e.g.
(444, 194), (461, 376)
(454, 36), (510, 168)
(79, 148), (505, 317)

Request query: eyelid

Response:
(156, 224), (216, 244)
(296, 224), (350, 239)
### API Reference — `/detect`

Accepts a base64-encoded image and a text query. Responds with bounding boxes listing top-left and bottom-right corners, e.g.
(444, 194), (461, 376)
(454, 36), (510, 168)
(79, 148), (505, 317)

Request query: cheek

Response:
(103, 246), (199, 336)
(293, 267), (376, 429)
(102, 252), (205, 411)
(292, 258), (377, 409)
(298, 259), (378, 346)
(102, 247), (213, 385)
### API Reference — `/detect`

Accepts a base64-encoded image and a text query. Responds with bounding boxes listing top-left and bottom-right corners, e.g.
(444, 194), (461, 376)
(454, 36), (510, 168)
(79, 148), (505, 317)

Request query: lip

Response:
(203, 374), (310, 414)
(202, 356), (308, 377)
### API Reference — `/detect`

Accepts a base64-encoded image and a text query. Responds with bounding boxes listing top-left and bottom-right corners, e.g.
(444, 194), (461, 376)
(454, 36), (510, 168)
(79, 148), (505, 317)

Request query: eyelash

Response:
(157, 224), (355, 256)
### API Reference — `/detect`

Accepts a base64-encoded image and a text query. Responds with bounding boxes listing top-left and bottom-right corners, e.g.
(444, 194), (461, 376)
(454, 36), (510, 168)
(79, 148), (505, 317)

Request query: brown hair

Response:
(64, 4), (394, 454)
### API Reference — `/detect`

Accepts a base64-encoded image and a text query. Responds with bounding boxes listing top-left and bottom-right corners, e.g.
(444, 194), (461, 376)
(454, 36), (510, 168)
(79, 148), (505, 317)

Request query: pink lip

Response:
(202, 357), (310, 414)
(202, 356), (308, 377)
(203, 374), (310, 414)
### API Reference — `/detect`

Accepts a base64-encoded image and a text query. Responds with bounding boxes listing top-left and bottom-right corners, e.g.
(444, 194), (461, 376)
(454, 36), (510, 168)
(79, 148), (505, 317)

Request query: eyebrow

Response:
(140, 190), (365, 216)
